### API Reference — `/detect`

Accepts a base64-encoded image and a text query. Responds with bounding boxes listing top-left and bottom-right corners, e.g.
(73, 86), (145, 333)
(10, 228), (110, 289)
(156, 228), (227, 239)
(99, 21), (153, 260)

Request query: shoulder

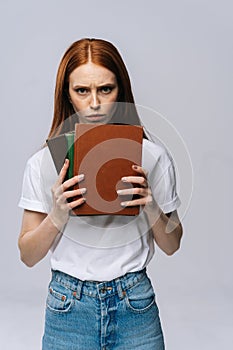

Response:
(25, 146), (50, 170)
(143, 138), (166, 156)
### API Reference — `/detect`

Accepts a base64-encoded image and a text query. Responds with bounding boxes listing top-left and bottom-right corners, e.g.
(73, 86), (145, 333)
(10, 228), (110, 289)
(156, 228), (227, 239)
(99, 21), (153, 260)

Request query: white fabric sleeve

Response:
(148, 152), (181, 214)
(18, 160), (47, 213)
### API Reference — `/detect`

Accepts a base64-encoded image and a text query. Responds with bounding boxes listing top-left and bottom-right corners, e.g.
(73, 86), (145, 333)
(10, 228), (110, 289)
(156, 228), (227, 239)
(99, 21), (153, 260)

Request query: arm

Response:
(117, 165), (183, 255)
(18, 159), (86, 267)
(18, 210), (60, 267)
(144, 206), (183, 255)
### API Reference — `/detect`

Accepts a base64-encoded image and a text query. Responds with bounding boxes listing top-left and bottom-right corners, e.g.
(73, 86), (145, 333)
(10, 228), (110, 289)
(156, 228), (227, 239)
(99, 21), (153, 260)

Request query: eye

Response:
(75, 88), (88, 95)
(100, 86), (113, 94)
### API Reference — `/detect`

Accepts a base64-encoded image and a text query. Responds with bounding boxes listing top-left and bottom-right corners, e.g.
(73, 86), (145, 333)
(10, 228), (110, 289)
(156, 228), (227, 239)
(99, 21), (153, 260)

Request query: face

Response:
(68, 62), (119, 124)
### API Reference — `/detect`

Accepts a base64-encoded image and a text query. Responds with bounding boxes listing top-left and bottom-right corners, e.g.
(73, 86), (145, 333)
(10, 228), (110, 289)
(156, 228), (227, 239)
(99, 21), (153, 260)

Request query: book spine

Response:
(66, 133), (74, 179)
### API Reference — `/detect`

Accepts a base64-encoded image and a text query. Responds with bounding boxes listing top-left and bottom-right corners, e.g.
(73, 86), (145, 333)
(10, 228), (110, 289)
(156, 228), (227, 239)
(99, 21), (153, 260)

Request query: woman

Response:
(18, 38), (183, 349)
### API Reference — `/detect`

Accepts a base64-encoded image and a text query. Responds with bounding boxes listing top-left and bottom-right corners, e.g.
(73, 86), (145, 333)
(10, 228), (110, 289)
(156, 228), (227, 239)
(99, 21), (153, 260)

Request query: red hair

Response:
(48, 38), (141, 138)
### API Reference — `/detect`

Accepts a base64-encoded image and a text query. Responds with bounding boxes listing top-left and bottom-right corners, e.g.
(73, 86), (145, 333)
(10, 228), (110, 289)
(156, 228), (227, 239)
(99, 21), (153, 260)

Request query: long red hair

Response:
(47, 38), (141, 138)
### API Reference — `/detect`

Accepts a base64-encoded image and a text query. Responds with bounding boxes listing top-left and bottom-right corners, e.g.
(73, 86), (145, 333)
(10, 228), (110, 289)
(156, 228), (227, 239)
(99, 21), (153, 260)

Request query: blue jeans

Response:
(42, 268), (165, 349)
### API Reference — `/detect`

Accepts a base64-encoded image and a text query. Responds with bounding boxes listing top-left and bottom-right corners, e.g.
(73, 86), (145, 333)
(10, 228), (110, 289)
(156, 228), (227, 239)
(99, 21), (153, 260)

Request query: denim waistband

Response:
(51, 268), (147, 300)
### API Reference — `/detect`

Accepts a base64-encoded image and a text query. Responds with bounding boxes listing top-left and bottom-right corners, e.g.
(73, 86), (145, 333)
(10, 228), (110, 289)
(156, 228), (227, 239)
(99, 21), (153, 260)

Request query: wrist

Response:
(48, 211), (68, 232)
(144, 199), (162, 225)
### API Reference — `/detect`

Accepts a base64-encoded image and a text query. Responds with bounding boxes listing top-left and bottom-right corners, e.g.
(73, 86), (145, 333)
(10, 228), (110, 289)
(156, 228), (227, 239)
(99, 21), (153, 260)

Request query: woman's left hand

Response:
(117, 165), (154, 208)
(117, 165), (183, 255)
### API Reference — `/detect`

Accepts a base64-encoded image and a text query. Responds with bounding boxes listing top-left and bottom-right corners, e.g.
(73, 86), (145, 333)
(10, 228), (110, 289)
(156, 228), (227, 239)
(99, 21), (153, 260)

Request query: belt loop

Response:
(74, 280), (83, 300)
(115, 278), (126, 299)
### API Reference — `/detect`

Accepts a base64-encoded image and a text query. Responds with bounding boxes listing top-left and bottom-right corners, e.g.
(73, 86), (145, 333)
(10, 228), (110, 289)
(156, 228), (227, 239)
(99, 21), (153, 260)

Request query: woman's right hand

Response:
(49, 159), (86, 230)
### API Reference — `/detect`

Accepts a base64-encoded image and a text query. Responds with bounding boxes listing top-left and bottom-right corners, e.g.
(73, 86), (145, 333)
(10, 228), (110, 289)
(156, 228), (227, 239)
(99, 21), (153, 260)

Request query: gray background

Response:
(1, 0), (232, 349)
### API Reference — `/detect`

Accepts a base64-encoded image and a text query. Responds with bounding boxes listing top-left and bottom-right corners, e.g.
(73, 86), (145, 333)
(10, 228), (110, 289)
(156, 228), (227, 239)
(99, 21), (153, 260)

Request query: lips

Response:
(86, 114), (106, 121)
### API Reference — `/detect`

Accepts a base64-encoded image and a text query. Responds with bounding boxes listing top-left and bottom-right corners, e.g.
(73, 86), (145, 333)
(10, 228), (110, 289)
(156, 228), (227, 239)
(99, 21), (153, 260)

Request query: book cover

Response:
(72, 124), (143, 216)
(46, 131), (74, 181)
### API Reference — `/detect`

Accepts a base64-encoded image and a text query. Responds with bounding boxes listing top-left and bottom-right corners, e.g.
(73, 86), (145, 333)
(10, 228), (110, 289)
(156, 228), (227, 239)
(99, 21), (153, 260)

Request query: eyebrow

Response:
(72, 82), (117, 89)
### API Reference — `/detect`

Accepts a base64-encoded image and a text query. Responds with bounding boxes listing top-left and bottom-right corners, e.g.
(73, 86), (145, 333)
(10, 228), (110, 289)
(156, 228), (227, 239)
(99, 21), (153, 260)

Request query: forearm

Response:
(144, 203), (183, 255)
(117, 165), (183, 255)
(18, 215), (61, 267)
(18, 161), (86, 267)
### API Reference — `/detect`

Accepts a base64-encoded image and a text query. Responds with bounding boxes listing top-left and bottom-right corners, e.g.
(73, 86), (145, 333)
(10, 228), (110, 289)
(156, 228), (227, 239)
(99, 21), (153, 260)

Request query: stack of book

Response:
(47, 124), (143, 216)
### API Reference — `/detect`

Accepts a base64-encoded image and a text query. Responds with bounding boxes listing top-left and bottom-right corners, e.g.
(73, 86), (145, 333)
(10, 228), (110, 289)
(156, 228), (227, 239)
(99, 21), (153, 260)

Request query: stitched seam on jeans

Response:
(125, 296), (156, 313)
(54, 276), (77, 292)
(46, 299), (75, 314)
(123, 272), (147, 292)
(81, 290), (119, 298)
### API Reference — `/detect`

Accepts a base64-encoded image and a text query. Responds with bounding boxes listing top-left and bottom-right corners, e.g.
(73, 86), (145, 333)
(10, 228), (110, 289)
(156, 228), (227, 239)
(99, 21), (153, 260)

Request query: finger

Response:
(54, 186), (86, 206)
(54, 159), (70, 187)
(117, 187), (148, 197)
(121, 176), (148, 188)
(120, 195), (153, 207)
(132, 165), (148, 177)
(63, 187), (87, 199)
(69, 197), (86, 210)
(62, 174), (85, 191)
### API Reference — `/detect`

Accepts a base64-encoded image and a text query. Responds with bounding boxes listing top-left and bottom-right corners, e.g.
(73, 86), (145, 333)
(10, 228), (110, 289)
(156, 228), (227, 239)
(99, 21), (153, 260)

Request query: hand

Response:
(49, 159), (86, 230)
(117, 165), (154, 208)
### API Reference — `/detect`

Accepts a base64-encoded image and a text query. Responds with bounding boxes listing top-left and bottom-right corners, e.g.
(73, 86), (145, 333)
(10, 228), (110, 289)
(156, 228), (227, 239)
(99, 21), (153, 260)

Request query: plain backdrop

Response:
(0, 0), (232, 349)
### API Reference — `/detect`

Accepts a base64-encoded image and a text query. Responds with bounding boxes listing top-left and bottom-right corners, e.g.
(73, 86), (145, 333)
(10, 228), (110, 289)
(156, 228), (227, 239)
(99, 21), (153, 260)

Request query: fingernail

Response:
(121, 202), (127, 207)
(80, 188), (87, 194)
(117, 189), (123, 194)
(78, 174), (85, 180)
(121, 177), (127, 182)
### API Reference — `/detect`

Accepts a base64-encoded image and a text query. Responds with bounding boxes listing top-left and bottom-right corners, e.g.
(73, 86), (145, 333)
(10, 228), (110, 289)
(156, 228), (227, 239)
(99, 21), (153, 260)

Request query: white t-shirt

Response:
(18, 138), (181, 281)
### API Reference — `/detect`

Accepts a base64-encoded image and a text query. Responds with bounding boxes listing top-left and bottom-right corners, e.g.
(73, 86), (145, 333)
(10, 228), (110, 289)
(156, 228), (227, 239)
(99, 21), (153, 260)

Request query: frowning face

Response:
(68, 62), (119, 124)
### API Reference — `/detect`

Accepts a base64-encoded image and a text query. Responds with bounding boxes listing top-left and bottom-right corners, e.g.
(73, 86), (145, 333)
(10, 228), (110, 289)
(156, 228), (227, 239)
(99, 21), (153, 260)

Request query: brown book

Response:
(72, 124), (143, 216)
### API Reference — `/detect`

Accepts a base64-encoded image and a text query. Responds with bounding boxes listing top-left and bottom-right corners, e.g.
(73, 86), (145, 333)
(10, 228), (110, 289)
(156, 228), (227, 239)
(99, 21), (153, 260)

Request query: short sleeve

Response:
(143, 139), (181, 214)
(150, 162), (181, 213)
(18, 158), (47, 213)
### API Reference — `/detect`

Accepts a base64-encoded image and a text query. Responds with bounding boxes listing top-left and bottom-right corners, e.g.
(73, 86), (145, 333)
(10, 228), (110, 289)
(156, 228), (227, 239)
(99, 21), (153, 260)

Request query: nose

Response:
(90, 91), (100, 110)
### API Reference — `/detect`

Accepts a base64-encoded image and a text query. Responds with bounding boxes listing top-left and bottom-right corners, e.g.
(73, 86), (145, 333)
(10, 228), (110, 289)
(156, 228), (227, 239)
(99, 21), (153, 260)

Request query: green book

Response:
(66, 133), (74, 179)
